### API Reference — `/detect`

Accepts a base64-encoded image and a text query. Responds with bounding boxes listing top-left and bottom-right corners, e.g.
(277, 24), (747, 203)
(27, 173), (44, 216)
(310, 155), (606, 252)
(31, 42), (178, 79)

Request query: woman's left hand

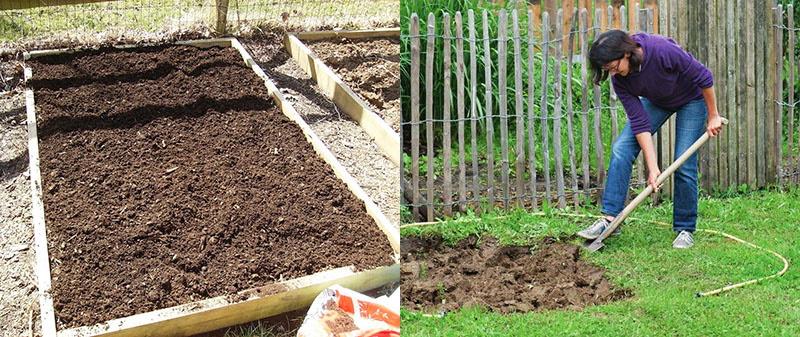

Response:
(707, 113), (723, 137)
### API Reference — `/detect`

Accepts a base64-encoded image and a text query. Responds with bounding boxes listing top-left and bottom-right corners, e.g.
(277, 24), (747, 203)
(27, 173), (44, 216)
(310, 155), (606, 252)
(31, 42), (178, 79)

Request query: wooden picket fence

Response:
(402, 1), (793, 222)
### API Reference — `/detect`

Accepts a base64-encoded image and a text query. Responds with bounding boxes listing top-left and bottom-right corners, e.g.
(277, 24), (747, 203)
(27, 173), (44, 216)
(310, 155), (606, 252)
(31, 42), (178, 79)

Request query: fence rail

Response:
(402, 0), (792, 221)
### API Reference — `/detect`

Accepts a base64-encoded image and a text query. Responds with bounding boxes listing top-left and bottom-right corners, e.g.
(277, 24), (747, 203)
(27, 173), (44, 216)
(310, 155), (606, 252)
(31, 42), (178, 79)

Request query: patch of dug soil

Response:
(401, 236), (630, 313)
(28, 45), (394, 329)
(305, 37), (400, 132)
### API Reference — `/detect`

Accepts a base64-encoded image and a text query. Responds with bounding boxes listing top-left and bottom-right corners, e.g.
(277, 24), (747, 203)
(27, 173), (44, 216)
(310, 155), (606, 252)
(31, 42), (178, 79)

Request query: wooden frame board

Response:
(284, 29), (401, 166)
(24, 37), (399, 337)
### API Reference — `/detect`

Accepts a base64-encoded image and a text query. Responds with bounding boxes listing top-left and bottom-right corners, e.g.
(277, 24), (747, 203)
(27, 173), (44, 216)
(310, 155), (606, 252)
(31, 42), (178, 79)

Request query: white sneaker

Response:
(672, 230), (694, 249)
(576, 217), (620, 240)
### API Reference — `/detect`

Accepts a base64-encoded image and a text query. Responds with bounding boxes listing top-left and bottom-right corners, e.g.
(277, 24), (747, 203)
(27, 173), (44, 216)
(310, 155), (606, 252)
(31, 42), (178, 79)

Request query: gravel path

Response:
(0, 92), (37, 337)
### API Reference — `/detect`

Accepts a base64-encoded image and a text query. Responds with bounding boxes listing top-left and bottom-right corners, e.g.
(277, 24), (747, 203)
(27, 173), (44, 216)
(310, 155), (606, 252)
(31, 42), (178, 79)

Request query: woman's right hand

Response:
(648, 166), (662, 193)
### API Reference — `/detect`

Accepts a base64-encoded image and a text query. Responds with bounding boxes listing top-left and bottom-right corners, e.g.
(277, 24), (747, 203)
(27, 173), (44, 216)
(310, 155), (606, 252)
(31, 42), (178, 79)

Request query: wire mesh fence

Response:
(0, 0), (398, 50)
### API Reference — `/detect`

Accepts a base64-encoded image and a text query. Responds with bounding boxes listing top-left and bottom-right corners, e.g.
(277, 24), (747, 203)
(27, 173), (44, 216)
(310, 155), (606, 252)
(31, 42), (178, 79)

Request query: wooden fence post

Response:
(527, 8), (540, 211)
(410, 14), (421, 219)
(540, 10), (552, 204)
(579, 8), (591, 202)
(565, 8), (580, 208)
(456, 12), (467, 211)
(484, 10), (496, 211)
(513, 10), (526, 208)
(442, 13), (452, 217)
(593, 8), (605, 189)
(499, 10), (510, 208)
(216, 0), (229, 35)
(425, 13), (436, 221)
(553, 9), (566, 208)
(468, 10), (481, 207)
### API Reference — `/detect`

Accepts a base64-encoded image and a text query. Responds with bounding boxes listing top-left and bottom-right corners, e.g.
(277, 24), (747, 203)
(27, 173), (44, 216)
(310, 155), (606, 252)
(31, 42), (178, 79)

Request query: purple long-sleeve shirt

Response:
(611, 33), (714, 135)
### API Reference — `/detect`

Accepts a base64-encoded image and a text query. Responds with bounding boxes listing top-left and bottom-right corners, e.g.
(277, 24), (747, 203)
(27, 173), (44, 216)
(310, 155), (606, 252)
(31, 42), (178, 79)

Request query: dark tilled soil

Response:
(29, 45), (394, 329)
(305, 37), (400, 132)
(401, 235), (630, 314)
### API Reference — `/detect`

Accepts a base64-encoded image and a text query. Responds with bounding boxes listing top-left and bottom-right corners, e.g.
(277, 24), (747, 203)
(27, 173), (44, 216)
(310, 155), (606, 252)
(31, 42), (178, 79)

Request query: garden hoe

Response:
(585, 117), (729, 253)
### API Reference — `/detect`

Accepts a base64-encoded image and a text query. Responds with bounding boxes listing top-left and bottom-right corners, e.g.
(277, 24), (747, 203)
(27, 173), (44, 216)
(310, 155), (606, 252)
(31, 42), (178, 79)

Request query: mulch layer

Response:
(28, 44), (394, 329)
(401, 235), (630, 314)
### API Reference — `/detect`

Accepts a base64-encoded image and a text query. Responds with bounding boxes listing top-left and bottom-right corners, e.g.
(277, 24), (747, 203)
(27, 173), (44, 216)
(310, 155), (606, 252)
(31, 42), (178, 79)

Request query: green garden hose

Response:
(400, 211), (789, 297)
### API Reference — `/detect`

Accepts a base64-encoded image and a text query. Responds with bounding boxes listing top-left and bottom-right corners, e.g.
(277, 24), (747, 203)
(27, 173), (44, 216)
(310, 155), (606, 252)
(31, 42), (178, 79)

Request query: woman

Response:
(576, 30), (723, 249)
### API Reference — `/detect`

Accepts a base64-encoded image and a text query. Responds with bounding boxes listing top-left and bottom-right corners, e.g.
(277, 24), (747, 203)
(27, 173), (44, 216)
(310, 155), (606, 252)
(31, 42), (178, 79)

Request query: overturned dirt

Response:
(305, 37), (400, 132)
(401, 236), (630, 313)
(28, 45), (394, 329)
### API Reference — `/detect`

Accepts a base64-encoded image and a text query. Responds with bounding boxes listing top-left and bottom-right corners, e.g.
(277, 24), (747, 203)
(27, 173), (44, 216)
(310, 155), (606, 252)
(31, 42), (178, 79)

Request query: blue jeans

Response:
(601, 98), (707, 232)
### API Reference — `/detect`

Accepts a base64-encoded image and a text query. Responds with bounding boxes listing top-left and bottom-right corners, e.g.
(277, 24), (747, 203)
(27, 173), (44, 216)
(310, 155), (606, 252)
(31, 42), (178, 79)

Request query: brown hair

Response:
(588, 30), (643, 84)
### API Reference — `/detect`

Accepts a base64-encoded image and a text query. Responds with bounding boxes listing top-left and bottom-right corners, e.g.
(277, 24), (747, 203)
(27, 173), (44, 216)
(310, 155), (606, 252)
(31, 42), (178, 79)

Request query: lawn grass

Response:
(401, 188), (800, 336)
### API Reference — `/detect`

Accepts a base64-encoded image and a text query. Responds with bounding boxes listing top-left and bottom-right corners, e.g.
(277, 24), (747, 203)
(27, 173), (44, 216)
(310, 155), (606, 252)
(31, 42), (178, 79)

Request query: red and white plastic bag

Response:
(296, 285), (400, 337)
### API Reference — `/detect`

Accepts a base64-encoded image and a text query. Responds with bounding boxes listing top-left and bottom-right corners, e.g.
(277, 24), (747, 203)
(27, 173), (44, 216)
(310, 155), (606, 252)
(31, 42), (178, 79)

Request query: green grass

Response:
(401, 188), (800, 336)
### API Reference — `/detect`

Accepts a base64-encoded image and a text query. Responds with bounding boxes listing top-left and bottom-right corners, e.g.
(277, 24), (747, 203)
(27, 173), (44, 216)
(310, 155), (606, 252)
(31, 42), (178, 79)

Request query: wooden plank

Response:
(25, 86), (57, 337)
(216, 0), (230, 35)
(531, 3), (542, 40)
(582, 0), (592, 30)
(442, 13), (453, 217)
(410, 15), (421, 218)
(426, 14), (436, 221)
(294, 28), (400, 41)
(541, 11), (552, 204)
(789, 4), (796, 184)
(597, 0), (608, 31)
(60, 266), (398, 337)
(456, 12), (467, 211)
(756, 1), (767, 188)
(498, 10), (511, 208)
(565, 8), (580, 208)
(628, 0), (637, 31)
(27, 38), (401, 337)
(608, 5), (618, 142)
(562, 0), (575, 54)
(468, 10), (480, 207)
(633, 3), (645, 188)
(646, 0), (658, 34)
(0, 0), (116, 10)
(284, 35), (400, 166)
(593, 8), (605, 189)
(700, 0), (713, 193)
(484, 10), (496, 210)
(746, 0), (757, 187)
(774, 5), (784, 184)
(714, 0), (727, 192)
(613, 3), (622, 29)
(544, 0), (557, 22)
(727, 0), (738, 188)
(736, 0), (747, 187)
(579, 8), (591, 202)
(513, 10), (526, 207)
(657, 0), (670, 202)
(553, 9), (566, 208)
(527, 9), (540, 211)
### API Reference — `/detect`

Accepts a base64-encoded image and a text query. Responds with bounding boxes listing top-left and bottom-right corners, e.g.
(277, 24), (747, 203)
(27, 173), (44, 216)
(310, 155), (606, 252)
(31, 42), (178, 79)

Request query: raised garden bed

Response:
(24, 38), (398, 337)
(284, 29), (400, 166)
(401, 235), (630, 314)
